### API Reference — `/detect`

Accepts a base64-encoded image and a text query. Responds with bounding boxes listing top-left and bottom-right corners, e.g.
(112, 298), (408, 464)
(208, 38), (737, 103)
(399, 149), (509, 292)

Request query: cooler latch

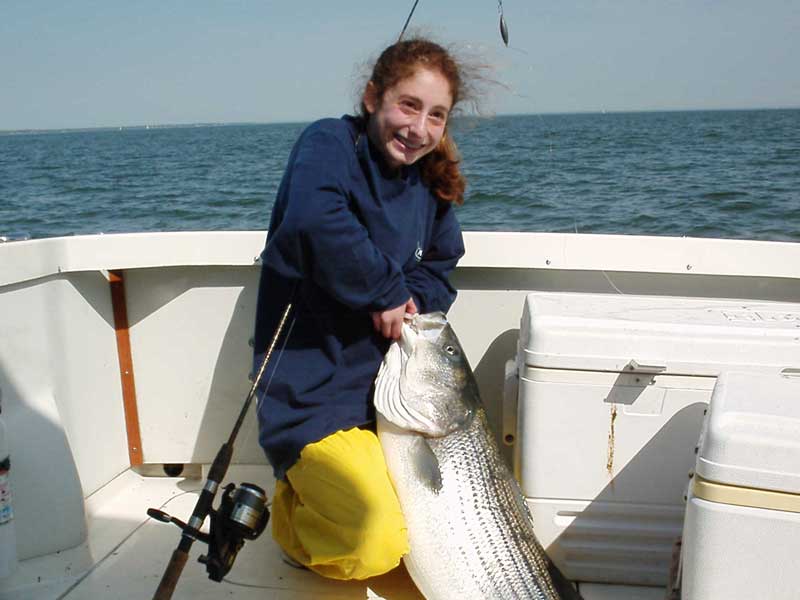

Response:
(626, 359), (667, 374)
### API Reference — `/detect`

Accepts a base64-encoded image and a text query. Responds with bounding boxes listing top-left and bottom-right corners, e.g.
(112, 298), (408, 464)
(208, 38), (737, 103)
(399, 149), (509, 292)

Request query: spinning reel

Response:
(149, 301), (294, 600)
(148, 482), (269, 581)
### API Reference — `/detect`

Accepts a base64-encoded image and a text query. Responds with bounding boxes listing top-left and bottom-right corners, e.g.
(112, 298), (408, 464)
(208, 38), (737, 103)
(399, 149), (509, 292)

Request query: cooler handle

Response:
(502, 359), (519, 446)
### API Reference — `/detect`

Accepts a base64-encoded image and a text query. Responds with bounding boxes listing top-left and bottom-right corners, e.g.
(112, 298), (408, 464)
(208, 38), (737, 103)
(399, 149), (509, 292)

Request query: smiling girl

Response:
(252, 38), (470, 580)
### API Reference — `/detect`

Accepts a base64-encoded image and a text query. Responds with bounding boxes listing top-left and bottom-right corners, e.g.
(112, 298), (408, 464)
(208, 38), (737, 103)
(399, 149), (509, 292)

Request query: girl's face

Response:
(364, 67), (453, 170)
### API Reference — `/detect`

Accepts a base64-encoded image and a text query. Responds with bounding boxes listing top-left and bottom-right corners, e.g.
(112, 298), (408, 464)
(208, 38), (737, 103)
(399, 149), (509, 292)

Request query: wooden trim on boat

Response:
(109, 269), (144, 466)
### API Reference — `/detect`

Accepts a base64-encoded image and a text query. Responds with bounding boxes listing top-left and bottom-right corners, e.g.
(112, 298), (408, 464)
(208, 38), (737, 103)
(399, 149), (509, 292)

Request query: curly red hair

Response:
(360, 39), (467, 205)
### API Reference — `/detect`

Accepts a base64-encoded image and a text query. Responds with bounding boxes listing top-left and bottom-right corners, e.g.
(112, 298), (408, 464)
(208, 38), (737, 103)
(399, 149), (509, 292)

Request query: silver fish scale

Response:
(428, 409), (560, 600)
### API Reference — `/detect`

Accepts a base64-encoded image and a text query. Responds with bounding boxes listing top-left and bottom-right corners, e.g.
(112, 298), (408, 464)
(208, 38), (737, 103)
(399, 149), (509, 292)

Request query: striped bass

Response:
(374, 312), (582, 600)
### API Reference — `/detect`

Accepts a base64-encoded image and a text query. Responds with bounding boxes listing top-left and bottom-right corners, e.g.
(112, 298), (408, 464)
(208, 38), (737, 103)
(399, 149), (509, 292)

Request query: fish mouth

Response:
(398, 312), (451, 374)
(402, 312), (447, 350)
(399, 319), (417, 357)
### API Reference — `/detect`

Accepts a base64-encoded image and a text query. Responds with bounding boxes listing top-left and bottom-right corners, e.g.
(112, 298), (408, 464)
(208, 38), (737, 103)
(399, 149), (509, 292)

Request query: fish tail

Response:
(547, 558), (585, 600)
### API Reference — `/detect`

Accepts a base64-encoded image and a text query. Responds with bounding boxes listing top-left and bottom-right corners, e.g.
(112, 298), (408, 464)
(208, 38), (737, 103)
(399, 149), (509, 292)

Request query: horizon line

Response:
(2, 105), (799, 135)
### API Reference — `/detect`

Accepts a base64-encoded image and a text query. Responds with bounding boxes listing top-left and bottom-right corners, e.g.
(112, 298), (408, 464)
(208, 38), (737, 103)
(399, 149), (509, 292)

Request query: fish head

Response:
(374, 312), (481, 437)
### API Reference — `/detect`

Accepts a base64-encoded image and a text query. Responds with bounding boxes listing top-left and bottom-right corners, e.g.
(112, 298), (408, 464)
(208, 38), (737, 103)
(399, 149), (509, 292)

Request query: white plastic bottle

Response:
(0, 387), (17, 579)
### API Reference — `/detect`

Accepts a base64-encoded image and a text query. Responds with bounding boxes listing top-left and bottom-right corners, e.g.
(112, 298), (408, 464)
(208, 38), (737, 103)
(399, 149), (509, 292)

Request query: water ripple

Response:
(1, 112), (798, 242)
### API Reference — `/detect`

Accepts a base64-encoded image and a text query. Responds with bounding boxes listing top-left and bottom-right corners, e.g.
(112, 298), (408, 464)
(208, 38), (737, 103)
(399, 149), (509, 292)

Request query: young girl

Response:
(252, 38), (470, 580)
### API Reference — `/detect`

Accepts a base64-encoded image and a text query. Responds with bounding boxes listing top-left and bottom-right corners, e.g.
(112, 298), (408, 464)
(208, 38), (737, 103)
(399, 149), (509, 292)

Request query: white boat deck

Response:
(5, 465), (666, 600)
(9, 467), (417, 600)
(4, 231), (799, 600)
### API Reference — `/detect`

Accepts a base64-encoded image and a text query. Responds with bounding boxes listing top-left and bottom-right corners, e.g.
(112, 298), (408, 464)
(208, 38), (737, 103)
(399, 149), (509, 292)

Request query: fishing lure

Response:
(499, 0), (509, 46)
(398, 0), (509, 46)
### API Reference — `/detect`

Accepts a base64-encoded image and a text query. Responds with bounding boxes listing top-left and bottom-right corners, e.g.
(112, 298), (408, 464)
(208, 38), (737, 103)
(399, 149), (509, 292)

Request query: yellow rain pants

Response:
(271, 426), (409, 580)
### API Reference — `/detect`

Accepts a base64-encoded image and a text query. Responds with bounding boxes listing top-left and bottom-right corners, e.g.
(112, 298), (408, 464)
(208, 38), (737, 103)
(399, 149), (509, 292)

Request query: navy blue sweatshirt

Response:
(253, 116), (465, 480)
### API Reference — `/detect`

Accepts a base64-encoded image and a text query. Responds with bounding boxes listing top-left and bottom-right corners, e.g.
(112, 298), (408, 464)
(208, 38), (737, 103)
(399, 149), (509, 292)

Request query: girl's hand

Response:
(371, 297), (418, 340)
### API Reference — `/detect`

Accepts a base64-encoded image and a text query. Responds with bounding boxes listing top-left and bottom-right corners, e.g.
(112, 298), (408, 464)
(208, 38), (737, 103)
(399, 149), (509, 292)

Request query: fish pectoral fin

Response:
(410, 436), (442, 494)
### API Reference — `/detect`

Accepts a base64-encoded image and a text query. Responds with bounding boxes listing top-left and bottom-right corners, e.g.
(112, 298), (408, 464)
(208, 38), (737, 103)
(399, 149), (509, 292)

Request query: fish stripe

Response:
(430, 411), (559, 598)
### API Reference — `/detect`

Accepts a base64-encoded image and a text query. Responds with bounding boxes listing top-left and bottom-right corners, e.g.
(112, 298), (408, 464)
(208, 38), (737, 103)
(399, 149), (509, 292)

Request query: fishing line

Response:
(220, 577), (354, 595)
(538, 112), (626, 295)
(601, 271), (626, 295)
(57, 489), (198, 600)
(238, 280), (299, 455)
(253, 312), (297, 417)
(483, 2), (623, 295)
(237, 312), (295, 454)
(514, 93), (627, 296)
(399, 0), (510, 46)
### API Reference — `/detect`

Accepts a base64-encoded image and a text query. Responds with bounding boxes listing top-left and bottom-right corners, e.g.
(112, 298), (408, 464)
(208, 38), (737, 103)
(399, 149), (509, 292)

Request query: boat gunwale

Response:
(2, 230), (799, 288)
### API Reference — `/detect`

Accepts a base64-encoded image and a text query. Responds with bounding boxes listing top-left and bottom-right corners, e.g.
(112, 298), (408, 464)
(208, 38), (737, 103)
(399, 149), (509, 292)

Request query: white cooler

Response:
(682, 372), (800, 600)
(513, 292), (800, 586)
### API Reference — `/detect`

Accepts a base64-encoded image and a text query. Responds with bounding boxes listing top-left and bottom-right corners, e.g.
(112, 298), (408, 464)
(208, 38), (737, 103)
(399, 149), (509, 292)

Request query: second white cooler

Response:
(513, 292), (800, 586)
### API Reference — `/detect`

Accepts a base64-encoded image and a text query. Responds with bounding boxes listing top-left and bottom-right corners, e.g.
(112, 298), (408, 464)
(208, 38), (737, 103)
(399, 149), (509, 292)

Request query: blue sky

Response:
(2, 1), (798, 130)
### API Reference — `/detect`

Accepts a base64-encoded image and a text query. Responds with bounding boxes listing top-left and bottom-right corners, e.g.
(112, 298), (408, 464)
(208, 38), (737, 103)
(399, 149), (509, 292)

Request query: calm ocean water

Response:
(1, 110), (798, 242)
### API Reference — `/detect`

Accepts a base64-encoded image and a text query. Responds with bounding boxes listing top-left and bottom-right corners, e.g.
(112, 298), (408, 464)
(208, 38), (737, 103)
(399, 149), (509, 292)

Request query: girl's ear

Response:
(363, 81), (378, 114)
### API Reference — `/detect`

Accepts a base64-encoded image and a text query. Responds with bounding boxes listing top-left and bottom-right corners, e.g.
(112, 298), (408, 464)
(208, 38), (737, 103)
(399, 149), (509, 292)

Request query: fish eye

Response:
(444, 345), (457, 356)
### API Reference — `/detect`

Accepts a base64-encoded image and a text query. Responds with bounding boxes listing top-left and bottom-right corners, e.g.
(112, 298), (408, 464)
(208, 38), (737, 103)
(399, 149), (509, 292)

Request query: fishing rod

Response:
(399, 0), (509, 46)
(147, 300), (294, 600)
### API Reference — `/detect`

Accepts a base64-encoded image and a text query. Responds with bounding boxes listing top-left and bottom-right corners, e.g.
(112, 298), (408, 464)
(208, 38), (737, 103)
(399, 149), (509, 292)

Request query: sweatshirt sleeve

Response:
(263, 129), (411, 312)
(405, 200), (465, 314)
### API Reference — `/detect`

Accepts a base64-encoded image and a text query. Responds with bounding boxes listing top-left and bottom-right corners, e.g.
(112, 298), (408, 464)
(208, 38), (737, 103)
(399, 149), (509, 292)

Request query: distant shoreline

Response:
(2, 106), (798, 136)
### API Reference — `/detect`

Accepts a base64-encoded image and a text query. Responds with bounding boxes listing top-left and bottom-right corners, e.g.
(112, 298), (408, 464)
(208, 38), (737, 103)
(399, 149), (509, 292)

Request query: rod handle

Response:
(153, 547), (190, 600)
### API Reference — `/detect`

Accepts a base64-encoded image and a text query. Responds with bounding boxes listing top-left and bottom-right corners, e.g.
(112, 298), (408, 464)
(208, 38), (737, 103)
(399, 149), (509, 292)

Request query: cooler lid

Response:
(519, 292), (800, 376)
(697, 372), (800, 494)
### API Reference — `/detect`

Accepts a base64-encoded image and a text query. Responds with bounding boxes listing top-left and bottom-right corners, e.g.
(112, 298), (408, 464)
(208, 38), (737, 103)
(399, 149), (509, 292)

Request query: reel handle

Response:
(147, 508), (173, 523)
(153, 547), (189, 600)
